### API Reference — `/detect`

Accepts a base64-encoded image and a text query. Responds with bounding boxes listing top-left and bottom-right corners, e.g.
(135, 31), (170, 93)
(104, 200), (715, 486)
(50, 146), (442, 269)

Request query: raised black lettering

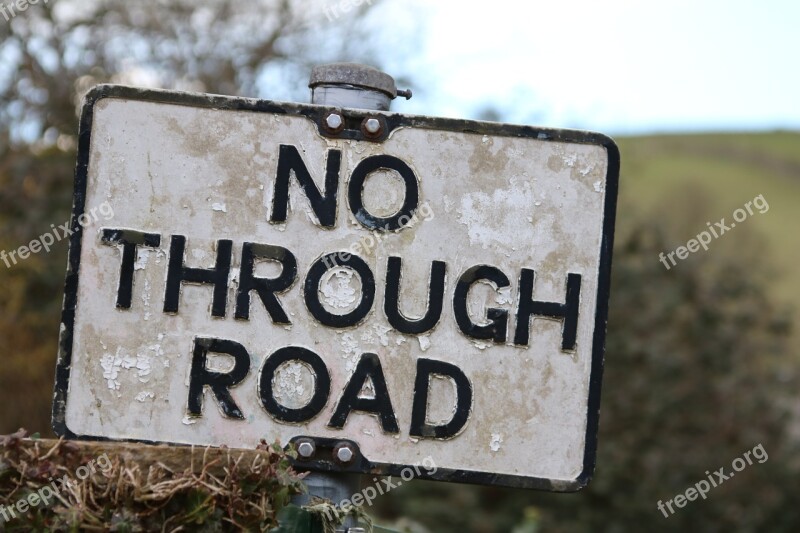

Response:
(259, 346), (330, 423)
(101, 229), (161, 309)
(514, 270), (581, 349)
(384, 256), (446, 334)
(328, 353), (399, 433)
(304, 252), (375, 328)
(410, 358), (472, 439)
(235, 243), (297, 324)
(164, 236), (232, 317)
(453, 265), (510, 343)
(270, 144), (341, 227)
(187, 337), (250, 419)
(348, 155), (419, 231)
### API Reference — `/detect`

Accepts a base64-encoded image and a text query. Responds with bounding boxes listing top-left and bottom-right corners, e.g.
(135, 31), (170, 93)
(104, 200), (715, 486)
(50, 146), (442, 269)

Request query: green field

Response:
(617, 131), (800, 348)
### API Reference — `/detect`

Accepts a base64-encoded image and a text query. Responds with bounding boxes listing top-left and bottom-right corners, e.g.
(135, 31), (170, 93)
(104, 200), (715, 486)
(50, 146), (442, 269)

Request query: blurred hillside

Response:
(618, 131), (800, 355)
(619, 132), (800, 307)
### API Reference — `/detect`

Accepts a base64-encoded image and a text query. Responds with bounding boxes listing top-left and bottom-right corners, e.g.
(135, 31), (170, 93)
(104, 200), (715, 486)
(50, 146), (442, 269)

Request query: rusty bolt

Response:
(361, 116), (384, 139)
(323, 111), (344, 134)
(364, 117), (381, 134)
(334, 442), (355, 464)
(296, 439), (315, 460)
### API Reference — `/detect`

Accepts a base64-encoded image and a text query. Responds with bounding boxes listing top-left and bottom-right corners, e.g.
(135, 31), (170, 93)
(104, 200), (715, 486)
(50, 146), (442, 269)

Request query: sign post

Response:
(291, 63), (415, 532)
(53, 62), (620, 530)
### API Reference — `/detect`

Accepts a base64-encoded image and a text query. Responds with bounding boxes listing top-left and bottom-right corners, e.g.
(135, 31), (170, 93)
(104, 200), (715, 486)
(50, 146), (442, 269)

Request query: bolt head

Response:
(324, 112), (344, 132)
(296, 440), (315, 459)
(364, 117), (382, 134)
(335, 443), (354, 464)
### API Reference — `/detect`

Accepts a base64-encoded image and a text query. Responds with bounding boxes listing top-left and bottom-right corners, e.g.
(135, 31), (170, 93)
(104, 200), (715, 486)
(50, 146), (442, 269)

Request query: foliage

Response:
(0, 0), (382, 151)
(0, 147), (74, 435)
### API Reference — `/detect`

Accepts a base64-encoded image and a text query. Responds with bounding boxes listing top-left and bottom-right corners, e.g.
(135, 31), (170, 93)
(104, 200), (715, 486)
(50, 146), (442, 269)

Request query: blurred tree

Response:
(0, 146), (74, 436)
(375, 190), (799, 532)
(0, 0), (384, 434)
(0, 0), (384, 151)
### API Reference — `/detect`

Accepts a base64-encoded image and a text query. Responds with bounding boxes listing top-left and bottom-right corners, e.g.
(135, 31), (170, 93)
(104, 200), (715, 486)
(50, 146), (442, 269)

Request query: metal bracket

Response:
(288, 436), (368, 473)
(317, 108), (392, 143)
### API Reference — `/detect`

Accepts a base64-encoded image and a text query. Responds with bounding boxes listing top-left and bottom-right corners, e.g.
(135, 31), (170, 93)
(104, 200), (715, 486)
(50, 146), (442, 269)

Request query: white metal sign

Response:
(53, 85), (619, 490)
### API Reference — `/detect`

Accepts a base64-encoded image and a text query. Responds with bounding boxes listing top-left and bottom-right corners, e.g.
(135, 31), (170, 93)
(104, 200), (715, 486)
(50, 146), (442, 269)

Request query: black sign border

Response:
(52, 84), (620, 492)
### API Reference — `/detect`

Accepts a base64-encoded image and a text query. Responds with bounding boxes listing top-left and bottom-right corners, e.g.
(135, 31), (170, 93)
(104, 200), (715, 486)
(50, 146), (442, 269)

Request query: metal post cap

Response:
(309, 63), (398, 99)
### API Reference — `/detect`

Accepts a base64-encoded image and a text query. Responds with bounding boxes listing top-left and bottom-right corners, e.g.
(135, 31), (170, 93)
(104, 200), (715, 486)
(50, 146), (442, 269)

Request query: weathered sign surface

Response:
(53, 85), (620, 490)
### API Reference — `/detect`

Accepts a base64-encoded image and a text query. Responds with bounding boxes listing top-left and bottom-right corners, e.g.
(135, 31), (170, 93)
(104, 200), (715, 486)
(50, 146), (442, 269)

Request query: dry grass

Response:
(0, 429), (307, 531)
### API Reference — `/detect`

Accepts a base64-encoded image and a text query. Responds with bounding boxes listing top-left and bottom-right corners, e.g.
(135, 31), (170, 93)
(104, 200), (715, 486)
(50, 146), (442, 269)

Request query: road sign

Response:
(53, 85), (619, 491)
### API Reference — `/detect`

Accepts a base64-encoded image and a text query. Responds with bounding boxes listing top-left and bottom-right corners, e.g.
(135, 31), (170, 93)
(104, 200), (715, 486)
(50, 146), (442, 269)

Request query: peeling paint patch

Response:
(340, 332), (360, 373)
(418, 335), (431, 352)
(228, 267), (240, 286)
(272, 361), (313, 409)
(211, 202), (227, 212)
(320, 269), (358, 310)
(100, 353), (121, 390)
(495, 286), (513, 305)
(141, 279), (152, 321)
(133, 248), (166, 274)
(372, 324), (391, 347)
(100, 342), (161, 390)
(340, 332), (358, 354)
(562, 153), (577, 167)
(134, 249), (153, 271)
(181, 416), (197, 425)
(442, 194), (454, 214)
(135, 391), (155, 402)
(490, 433), (503, 452)
(135, 353), (151, 382)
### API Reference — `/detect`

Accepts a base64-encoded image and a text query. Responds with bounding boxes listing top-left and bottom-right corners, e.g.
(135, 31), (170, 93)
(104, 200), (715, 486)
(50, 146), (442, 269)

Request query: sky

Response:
(365, 0), (800, 135)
